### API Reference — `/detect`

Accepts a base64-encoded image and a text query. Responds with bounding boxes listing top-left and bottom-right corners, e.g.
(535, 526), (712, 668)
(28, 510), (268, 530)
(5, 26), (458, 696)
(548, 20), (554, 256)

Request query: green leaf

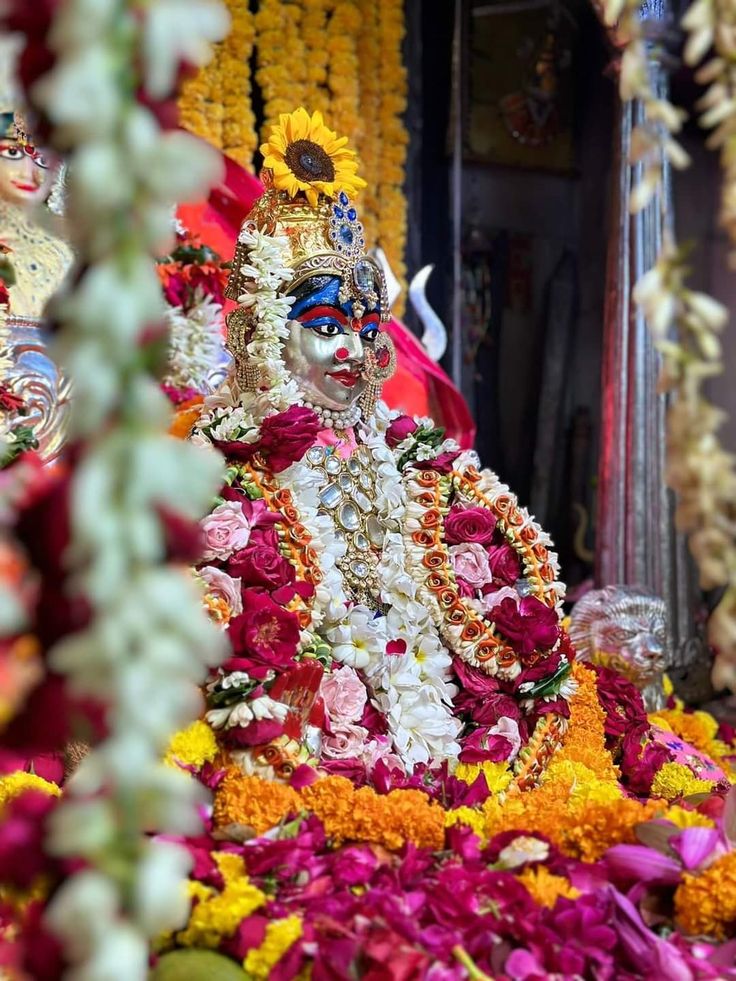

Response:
(150, 950), (247, 981)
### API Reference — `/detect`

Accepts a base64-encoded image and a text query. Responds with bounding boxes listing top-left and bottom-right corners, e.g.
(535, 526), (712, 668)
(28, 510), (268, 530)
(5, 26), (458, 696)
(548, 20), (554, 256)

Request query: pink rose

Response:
(492, 595), (560, 657)
(386, 414), (418, 448)
(482, 586), (520, 616)
(449, 542), (492, 588)
(201, 501), (251, 561)
(444, 505), (497, 545)
(227, 590), (300, 668)
(200, 566), (243, 616)
(320, 666), (367, 724)
(229, 542), (295, 591)
(486, 543), (521, 585)
(321, 722), (369, 759)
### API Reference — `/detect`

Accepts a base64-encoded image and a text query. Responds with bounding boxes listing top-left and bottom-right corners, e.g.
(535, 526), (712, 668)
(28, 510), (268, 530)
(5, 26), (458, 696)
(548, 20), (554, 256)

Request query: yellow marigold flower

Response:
(176, 854), (266, 949)
(243, 915), (303, 978)
(517, 866), (580, 909)
(260, 107), (366, 207)
(674, 851), (736, 940)
(542, 759), (622, 805)
(651, 762), (714, 802)
(664, 805), (715, 830)
(445, 807), (486, 840)
(662, 673), (674, 697)
(0, 771), (60, 809)
(455, 761), (513, 794)
(164, 720), (218, 771)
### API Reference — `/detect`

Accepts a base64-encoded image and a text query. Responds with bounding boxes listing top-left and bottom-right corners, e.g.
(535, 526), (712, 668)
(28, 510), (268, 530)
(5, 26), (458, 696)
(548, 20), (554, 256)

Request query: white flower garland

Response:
(232, 224), (296, 404)
(164, 288), (225, 392)
(20, 2), (230, 976)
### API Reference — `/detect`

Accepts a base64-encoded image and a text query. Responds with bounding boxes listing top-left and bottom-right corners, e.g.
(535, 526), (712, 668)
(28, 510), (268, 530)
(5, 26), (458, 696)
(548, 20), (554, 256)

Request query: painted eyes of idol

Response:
(0, 142), (52, 169)
(298, 306), (380, 342)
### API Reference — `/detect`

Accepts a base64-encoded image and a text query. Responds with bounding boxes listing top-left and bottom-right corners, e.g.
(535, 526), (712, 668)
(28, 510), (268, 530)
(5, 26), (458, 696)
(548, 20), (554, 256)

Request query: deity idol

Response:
(0, 108), (72, 460)
(190, 109), (572, 793)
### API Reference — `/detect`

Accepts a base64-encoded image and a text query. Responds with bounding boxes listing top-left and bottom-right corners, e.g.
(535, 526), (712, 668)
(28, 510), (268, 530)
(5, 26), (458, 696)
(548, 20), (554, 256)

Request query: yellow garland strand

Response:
(256, 0), (309, 140)
(178, 0), (411, 301)
(220, 0), (257, 167)
(301, 0), (331, 116)
(356, 0), (382, 247)
(376, 0), (408, 310)
(178, 0), (257, 169)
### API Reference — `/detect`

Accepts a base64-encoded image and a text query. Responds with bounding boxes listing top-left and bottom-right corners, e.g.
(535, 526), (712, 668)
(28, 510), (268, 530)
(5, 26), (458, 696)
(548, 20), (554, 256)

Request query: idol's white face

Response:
(284, 275), (380, 410)
(0, 138), (56, 207)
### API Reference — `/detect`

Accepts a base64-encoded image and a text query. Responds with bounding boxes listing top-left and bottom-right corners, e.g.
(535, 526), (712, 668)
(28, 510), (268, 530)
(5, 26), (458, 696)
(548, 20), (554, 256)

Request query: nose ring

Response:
(335, 347), (350, 362)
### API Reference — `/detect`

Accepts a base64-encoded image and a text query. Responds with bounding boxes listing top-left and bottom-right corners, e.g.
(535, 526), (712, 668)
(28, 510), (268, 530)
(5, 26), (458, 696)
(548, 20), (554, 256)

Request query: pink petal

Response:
(605, 844), (681, 884)
(670, 827), (722, 871)
(723, 785), (736, 847)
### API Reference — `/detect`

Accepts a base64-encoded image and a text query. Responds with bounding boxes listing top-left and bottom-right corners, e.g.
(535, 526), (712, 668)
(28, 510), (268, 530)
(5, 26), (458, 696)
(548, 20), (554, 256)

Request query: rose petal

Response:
(605, 844), (681, 884)
(670, 827), (722, 871)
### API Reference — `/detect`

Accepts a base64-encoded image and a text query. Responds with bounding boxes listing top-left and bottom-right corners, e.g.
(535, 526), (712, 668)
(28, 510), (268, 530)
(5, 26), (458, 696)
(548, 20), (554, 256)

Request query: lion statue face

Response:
(569, 586), (669, 711)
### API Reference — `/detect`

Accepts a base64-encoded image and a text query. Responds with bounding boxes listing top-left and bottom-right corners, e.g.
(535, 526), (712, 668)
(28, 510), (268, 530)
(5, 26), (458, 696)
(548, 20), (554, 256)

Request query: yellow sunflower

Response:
(260, 107), (366, 207)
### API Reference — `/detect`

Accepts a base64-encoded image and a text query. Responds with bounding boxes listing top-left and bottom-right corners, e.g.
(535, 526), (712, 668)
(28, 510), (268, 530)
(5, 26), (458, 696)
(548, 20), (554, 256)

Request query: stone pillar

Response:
(595, 0), (709, 698)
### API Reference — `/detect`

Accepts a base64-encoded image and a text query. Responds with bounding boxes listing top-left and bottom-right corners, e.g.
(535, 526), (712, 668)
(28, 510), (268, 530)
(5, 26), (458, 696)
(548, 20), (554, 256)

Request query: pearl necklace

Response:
(301, 399), (362, 430)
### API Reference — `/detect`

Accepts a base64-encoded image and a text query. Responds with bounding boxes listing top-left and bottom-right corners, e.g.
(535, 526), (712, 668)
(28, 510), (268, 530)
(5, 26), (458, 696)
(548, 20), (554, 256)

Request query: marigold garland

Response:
(178, 0), (257, 166)
(375, 0), (409, 307)
(213, 771), (445, 851)
(176, 0), (411, 292)
(220, 0), (257, 167)
(256, 0), (309, 139)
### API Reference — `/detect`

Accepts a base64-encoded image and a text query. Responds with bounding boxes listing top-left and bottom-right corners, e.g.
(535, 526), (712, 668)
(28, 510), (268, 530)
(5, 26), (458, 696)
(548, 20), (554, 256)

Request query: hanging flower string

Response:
(600, 0), (736, 691)
(0, 0), (229, 975)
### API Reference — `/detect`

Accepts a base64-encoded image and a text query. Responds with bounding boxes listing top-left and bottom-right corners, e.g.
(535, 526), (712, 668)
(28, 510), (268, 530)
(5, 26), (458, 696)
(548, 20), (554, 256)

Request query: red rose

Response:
(444, 505), (497, 546)
(412, 450), (460, 474)
(386, 414), (418, 448)
(486, 544), (520, 585)
(214, 405), (321, 473)
(258, 405), (321, 472)
(492, 596), (560, 656)
(229, 543), (295, 591)
(459, 728), (512, 763)
(227, 590), (300, 668)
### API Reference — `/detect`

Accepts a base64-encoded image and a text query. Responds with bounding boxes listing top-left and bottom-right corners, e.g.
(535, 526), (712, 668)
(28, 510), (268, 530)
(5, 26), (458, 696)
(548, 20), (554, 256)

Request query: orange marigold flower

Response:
(213, 771), (301, 835)
(517, 865), (580, 908)
(674, 851), (736, 940)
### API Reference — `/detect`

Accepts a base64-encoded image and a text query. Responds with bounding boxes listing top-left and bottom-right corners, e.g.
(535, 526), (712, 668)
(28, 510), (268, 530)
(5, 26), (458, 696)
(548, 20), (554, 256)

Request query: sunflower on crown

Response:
(260, 107), (366, 207)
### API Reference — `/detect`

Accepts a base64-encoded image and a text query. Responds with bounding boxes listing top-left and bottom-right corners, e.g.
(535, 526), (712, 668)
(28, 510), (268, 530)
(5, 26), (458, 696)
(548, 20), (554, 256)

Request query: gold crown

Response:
(225, 109), (389, 322)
